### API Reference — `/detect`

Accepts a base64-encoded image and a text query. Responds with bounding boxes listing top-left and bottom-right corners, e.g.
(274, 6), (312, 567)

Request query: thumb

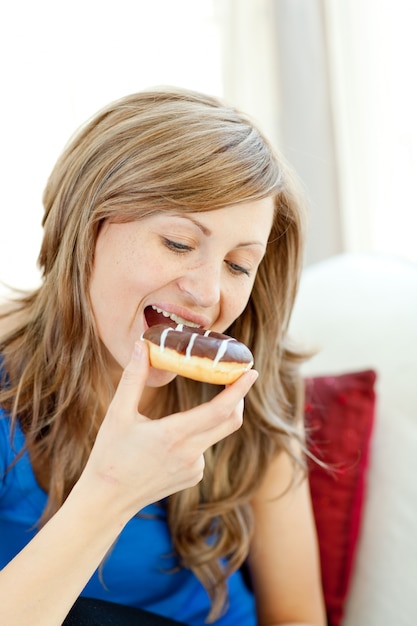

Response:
(110, 340), (150, 415)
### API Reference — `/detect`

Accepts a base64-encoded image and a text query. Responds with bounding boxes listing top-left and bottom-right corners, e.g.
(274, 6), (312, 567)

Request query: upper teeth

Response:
(151, 305), (200, 328)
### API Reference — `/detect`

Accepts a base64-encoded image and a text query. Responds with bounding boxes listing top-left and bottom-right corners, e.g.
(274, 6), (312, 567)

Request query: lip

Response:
(145, 303), (213, 329)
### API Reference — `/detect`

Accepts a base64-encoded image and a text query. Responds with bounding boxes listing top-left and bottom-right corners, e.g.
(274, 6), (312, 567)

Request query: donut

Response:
(141, 323), (254, 385)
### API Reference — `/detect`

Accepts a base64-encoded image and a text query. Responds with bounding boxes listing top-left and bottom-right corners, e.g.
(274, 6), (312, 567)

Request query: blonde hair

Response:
(0, 87), (307, 621)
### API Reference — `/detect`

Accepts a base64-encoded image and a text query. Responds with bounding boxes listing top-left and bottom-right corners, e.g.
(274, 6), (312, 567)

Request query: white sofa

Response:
(289, 253), (417, 626)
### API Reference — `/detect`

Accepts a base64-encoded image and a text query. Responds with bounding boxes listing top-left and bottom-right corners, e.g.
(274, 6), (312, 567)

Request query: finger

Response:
(109, 340), (150, 416)
(170, 369), (258, 440)
(202, 369), (258, 425)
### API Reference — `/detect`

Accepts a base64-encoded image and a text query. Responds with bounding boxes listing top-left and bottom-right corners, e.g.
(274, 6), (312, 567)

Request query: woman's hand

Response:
(80, 340), (258, 523)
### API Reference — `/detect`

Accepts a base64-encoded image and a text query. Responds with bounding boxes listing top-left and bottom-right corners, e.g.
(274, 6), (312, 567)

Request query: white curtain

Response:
(325, 0), (417, 263)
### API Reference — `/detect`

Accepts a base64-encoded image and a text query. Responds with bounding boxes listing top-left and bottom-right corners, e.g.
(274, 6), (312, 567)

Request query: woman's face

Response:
(89, 198), (274, 387)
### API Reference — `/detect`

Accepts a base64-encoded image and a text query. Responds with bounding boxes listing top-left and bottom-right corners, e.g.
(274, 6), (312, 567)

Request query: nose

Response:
(177, 262), (221, 308)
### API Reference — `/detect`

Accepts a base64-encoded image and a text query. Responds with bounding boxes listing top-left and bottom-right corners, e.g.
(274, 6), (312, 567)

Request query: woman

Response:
(0, 87), (325, 625)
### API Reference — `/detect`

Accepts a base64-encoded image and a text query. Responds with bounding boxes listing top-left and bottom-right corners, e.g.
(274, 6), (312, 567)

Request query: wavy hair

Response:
(0, 87), (307, 621)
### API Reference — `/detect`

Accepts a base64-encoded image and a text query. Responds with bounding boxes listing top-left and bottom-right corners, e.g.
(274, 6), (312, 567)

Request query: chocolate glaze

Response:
(143, 324), (253, 364)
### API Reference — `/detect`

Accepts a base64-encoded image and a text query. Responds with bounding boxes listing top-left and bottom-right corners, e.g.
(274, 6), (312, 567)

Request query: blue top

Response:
(0, 408), (256, 625)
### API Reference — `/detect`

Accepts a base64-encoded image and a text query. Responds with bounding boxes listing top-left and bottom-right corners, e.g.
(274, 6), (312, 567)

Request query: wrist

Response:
(69, 466), (146, 532)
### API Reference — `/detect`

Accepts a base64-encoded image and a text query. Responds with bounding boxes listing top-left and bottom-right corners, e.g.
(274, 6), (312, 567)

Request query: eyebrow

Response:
(172, 213), (267, 249)
(170, 213), (212, 237)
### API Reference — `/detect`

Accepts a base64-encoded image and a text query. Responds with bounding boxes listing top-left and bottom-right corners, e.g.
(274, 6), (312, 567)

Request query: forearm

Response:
(0, 478), (132, 626)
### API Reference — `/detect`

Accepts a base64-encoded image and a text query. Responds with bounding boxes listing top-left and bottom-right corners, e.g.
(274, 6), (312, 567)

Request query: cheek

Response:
(220, 282), (254, 329)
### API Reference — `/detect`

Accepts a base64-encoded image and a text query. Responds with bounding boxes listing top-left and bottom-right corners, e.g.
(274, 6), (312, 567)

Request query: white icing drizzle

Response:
(212, 338), (233, 368)
(176, 324), (184, 332)
(203, 330), (211, 337)
(185, 333), (198, 359)
(159, 326), (174, 351)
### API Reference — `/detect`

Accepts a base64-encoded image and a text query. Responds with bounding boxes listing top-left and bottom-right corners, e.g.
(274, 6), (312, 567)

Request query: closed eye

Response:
(226, 261), (250, 277)
(162, 238), (193, 254)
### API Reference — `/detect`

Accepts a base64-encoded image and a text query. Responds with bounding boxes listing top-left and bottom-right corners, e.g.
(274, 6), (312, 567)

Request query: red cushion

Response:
(305, 370), (377, 626)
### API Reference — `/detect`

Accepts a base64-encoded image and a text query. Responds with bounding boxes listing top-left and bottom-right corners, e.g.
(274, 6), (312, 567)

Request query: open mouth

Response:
(144, 305), (201, 329)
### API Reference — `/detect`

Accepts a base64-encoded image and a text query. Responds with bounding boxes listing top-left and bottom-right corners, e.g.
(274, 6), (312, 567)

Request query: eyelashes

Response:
(162, 238), (193, 254)
(227, 262), (250, 277)
(162, 238), (251, 277)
